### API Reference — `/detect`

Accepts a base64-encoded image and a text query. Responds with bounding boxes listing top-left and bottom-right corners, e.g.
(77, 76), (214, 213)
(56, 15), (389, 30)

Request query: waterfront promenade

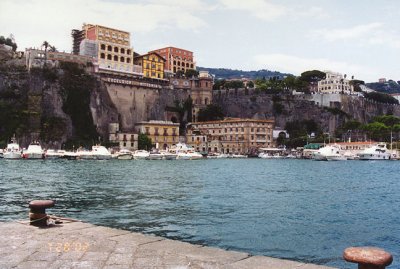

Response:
(0, 219), (335, 269)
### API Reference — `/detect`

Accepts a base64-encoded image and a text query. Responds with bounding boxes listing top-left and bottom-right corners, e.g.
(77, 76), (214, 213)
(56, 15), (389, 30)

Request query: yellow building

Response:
(134, 52), (165, 79)
(135, 120), (179, 149)
(186, 118), (275, 154)
(74, 23), (140, 75)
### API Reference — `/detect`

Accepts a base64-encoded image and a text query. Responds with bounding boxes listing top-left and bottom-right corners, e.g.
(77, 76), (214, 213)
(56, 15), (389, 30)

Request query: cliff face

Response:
(0, 61), (118, 148)
(213, 88), (400, 133)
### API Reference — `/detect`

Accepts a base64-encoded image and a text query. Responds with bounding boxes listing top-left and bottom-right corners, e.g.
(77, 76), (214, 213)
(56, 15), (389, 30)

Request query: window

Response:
(100, 53), (105, 59)
(107, 45), (112, 51)
(127, 49), (131, 55)
(100, 44), (106, 50)
(107, 54), (112, 60)
(114, 47), (118, 53)
(114, 55), (118, 61)
(126, 58), (131, 63)
(120, 56), (125, 62)
(121, 48), (125, 54)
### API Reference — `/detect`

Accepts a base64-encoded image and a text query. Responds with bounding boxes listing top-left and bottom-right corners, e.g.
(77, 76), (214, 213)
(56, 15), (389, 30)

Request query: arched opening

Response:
(114, 47), (119, 53)
(100, 44), (106, 50)
(120, 56), (125, 62)
(114, 55), (118, 61)
(107, 54), (112, 60)
(204, 98), (209, 105)
(100, 53), (105, 59)
(121, 48), (125, 54)
(107, 45), (112, 51)
(126, 58), (131, 63)
(127, 49), (131, 55)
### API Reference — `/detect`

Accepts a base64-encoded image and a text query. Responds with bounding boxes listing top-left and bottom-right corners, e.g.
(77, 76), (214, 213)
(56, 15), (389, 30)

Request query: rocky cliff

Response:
(213, 88), (400, 133)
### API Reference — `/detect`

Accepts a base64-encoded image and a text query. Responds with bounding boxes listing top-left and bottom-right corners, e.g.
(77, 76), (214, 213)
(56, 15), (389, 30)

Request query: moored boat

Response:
(22, 142), (44, 159)
(357, 143), (391, 160)
(45, 149), (65, 159)
(92, 145), (112, 160)
(313, 144), (347, 161)
(133, 150), (150, 160)
(116, 149), (133, 160)
(3, 141), (22, 159)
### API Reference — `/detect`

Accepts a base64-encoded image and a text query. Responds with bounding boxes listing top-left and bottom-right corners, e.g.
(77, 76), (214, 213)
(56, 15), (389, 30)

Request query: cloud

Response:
(253, 53), (378, 82)
(218, 0), (328, 21)
(218, 0), (287, 21)
(313, 22), (383, 42)
(313, 22), (400, 48)
(0, 0), (209, 52)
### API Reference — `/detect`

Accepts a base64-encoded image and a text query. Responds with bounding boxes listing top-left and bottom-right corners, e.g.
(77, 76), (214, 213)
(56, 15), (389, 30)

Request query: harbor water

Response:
(0, 159), (399, 268)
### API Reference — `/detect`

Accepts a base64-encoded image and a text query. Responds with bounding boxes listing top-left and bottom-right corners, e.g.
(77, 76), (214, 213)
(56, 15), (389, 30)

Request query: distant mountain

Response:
(197, 67), (291, 80)
(366, 80), (400, 94)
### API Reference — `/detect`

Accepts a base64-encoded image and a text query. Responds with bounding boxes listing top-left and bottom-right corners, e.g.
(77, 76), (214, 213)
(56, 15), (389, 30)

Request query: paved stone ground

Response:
(0, 220), (336, 269)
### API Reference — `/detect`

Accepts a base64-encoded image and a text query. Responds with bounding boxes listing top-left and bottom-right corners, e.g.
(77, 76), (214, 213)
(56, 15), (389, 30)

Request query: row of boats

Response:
(312, 143), (395, 161)
(0, 142), (205, 161)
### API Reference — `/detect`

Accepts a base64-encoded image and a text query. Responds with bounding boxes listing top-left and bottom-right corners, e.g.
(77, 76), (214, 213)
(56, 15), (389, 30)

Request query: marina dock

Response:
(0, 219), (335, 269)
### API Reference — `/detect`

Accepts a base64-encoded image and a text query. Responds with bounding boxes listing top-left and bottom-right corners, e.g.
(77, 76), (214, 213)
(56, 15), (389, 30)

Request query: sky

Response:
(1, 0), (399, 82)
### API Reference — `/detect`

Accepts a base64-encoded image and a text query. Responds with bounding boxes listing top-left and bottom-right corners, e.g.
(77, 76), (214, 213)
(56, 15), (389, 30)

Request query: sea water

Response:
(0, 159), (399, 268)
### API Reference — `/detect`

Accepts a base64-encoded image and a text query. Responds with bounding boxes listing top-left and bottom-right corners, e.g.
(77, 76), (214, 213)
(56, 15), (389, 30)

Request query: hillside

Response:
(366, 80), (400, 94)
(197, 67), (291, 80)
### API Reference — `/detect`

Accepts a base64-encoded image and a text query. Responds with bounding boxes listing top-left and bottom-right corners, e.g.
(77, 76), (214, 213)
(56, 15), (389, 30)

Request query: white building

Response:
(318, 71), (353, 94)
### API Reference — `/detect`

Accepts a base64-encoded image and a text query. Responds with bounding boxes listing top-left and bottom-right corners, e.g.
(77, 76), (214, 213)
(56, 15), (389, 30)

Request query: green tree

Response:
(364, 92), (399, 104)
(42, 41), (50, 64)
(300, 70), (326, 83)
(165, 97), (192, 135)
(373, 115), (400, 128)
(362, 122), (389, 141)
(185, 69), (199, 78)
(138, 133), (152, 150)
(224, 80), (244, 89)
(213, 79), (225, 90)
(197, 104), (224, 122)
(247, 81), (254, 88)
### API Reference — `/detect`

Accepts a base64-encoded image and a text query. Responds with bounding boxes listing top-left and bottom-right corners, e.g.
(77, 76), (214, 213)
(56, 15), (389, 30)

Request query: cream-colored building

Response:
(318, 71), (353, 94)
(108, 123), (138, 150)
(25, 49), (93, 70)
(74, 23), (142, 75)
(135, 120), (180, 149)
(186, 118), (275, 154)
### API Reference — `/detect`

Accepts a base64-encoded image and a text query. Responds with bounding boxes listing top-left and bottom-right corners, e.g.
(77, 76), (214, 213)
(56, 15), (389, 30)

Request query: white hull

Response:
(94, 155), (112, 160)
(133, 150), (150, 160)
(358, 154), (391, 160)
(24, 153), (43, 159)
(146, 154), (164, 160)
(117, 154), (133, 160)
(3, 152), (22, 159)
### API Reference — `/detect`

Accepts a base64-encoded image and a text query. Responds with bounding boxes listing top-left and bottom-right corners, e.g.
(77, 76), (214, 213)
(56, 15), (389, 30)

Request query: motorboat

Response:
(22, 142), (44, 159)
(45, 149), (65, 159)
(92, 145), (112, 160)
(358, 143), (391, 160)
(313, 144), (347, 161)
(133, 150), (150, 160)
(146, 150), (164, 160)
(116, 149), (133, 160)
(169, 143), (203, 160)
(77, 149), (94, 160)
(3, 141), (22, 159)
(258, 147), (286, 159)
(207, 153), (228, 159)
(0, 149), (3, 158)
(160, 150), (177, 160)
(63, 151), (79, 160)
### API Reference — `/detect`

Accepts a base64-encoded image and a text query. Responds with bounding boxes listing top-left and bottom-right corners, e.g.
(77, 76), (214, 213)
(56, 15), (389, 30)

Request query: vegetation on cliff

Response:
(367, 80), (400, 94)
(197, 104), (225, 122)
(58, 62), (99, 148)
(197, 67), (290, 80)
(363, 91), (399, 105)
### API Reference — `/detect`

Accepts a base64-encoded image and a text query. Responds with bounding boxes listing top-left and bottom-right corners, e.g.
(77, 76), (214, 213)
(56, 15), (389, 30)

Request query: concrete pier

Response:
(0, 219), (336, 269)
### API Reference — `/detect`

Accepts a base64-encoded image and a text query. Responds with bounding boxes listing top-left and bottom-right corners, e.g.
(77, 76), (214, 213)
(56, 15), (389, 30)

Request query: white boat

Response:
(207, 153), (228, 159)
(3, 142), (22, 159)
(146, 150), (164, 160)
(313, 144), (347, 161)
(45, 149), (64, 159)
(258, 147), (286, 159)
(0, 149), (3, 158)
(63, 151), (79, 160)
(77, 149), (94, 160)
(170, 143), (203, 160)
(116, 149), (133, 160)
(358, 143), (391, 160)
(22, 142), (44, 159)
(133, 150), (150, 160)
(92, 145), (112, 160)
(160, 150), (177, 160)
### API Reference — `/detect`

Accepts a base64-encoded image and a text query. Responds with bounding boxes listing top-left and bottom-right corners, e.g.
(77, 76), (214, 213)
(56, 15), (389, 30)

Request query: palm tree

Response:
(42, 41), (50, 65)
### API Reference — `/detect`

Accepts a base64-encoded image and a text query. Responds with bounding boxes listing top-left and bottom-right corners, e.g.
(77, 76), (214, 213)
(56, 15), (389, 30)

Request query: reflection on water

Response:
(0, 159), (399, 268)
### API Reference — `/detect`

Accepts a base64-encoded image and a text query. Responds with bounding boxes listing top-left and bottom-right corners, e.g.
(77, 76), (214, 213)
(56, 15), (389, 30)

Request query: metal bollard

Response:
(29, 200), (55, 227)
(343, 247), (393, 269)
